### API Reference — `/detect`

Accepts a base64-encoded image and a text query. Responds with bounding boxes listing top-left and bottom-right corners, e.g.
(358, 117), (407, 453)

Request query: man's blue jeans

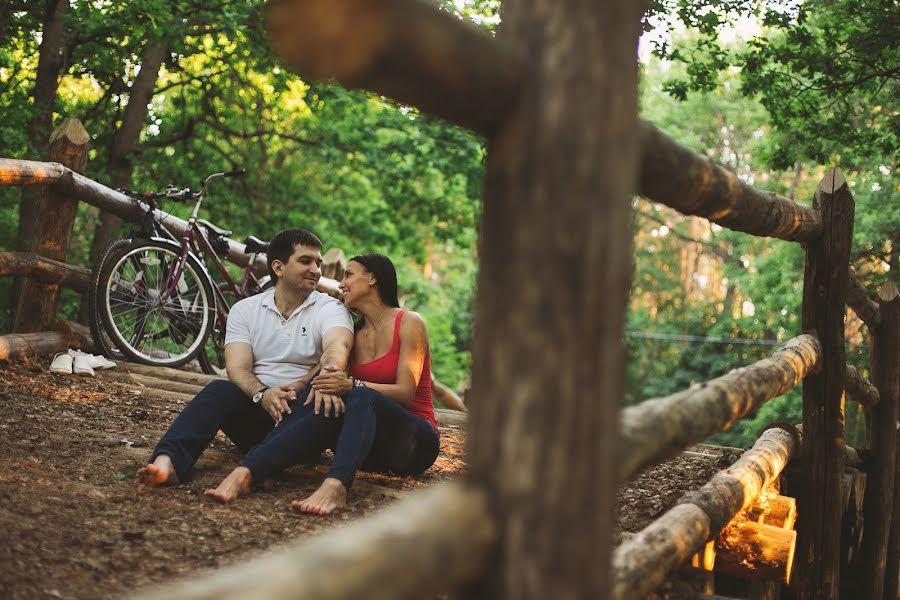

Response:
(150, 379), (340, 483)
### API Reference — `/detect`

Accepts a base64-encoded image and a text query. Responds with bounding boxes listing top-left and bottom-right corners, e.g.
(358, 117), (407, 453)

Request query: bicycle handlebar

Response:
(119, 168), (246, 204)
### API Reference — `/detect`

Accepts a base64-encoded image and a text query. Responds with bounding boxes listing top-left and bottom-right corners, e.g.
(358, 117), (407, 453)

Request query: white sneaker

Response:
(69, 349), (116, 370)
(50, 352), (73, 374)
(72, 353), (95, 376)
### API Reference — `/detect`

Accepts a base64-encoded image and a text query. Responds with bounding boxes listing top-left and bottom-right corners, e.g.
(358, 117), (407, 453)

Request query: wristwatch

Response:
(252, 386), (269, 404)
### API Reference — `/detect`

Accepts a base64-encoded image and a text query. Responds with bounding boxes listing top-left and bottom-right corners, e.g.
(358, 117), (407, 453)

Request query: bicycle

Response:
(89, 169), (272, 373)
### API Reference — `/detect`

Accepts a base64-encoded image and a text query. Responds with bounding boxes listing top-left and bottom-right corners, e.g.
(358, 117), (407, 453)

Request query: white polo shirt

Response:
(224, 289), (353, 388)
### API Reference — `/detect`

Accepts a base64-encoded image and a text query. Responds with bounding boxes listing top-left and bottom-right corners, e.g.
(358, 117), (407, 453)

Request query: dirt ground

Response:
(0, 358), (737, 599)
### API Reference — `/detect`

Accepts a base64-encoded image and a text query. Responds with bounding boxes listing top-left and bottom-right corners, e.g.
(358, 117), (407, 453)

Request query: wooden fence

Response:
(2, 0), (898, 598)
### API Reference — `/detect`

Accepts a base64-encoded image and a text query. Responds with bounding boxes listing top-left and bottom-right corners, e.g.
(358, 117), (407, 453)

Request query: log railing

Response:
(614, 425), (800, 600)
(3, 0), (896, 597)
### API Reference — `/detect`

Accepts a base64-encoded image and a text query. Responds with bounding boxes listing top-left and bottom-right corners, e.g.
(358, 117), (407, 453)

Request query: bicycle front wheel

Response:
(98, 240), (216, 368)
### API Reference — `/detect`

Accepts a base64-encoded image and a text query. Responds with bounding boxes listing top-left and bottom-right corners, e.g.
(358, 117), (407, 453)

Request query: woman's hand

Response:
(311, 364), (353, 397)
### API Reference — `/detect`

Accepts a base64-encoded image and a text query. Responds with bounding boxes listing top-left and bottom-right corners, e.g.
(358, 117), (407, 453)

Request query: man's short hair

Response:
(267, 229), (322, 281)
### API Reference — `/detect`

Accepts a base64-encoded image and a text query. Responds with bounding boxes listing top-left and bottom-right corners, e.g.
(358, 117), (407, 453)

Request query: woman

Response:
(206, 254), (440, 514)
(294, 253), (440, 514)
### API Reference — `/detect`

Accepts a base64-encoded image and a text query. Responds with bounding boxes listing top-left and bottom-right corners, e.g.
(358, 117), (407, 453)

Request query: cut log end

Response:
(877, 280), (899, 302)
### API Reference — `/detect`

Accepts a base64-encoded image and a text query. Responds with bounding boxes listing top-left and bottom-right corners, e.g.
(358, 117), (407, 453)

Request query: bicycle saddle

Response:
(244, 235), (269, 254)
(198, 219), (232, 238)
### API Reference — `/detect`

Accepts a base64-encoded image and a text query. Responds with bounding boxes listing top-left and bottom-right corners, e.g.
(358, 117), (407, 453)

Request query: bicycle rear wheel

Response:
(88, 238), (132, 360)
(97, 239), (215, 368)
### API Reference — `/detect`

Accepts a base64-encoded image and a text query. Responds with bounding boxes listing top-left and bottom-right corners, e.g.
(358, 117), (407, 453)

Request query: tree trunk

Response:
(796, 168), (854, 600)
(87, 41), (169, 301)
(464, 0), (642, 596)
(14, 0), (68, 302)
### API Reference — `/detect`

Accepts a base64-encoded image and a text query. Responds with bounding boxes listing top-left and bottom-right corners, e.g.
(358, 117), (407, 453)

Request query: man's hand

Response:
(261, 384), (297, 425)
(311, 364), (353, 397)
(305, 387), (345, 418)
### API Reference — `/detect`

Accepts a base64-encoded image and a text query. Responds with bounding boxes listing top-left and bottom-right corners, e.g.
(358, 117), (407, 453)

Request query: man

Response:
(137, 228), (354, 496)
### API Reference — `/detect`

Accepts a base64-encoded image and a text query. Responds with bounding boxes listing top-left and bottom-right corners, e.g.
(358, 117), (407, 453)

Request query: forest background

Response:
(0, 0), (896, 448)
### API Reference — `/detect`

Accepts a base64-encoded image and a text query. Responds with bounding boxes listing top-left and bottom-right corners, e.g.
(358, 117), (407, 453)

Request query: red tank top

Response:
(349, 310), (439, 434)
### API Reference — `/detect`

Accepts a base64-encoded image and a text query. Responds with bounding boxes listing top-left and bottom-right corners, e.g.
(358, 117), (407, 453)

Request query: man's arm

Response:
(225, 342), (296, 424)
(224, 342), (265, 397)
(305, 326), (353, 417)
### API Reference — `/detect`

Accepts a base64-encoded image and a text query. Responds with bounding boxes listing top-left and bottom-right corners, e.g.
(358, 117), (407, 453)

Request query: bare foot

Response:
(137, 455), (178, 487)
(291, 478), (347, 515)
(204, 467), (251, 503)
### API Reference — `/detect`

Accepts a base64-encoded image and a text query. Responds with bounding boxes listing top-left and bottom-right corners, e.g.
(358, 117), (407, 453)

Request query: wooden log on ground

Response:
(265, 0), (525, 138)
(13, 118), (90, 332)
(0, 251), (90, 292)
(115, 361), (223, 386)
(0, 331), (70, 360)
(613, 426), (798, 599)
(101, 371), (206, 396)
(0, 157), (66, 185)
(855, 281), (900, 600)
(637, 121), (822, 243)
(134, 481), (495, 600)
(715, 520), (796, 583)
(746, 494), (796, 529)
(845, 364), (880, 410)
(619, 334), (819, 481)
(796, 167), (854, 600)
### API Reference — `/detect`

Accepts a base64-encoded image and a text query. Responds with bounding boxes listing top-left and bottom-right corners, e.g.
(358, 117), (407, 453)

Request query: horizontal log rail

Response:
(0, 158), (340, 295)
(638, 122), (822, 243)
(845, 270), (881, 328)
(613, 426), (799, 599)
(265, 0), (525, 138)
(619, 334), (819, 481)
(845, 364), (880, 410)
(0, 251), (90, 293)
(133, 481), (495, 600)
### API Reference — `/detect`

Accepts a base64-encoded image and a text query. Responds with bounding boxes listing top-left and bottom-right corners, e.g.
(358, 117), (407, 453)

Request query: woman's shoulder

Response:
(398, 310), (428, 338)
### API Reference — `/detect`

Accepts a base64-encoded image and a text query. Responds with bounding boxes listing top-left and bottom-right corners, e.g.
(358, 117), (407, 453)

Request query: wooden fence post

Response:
(12, 118), (89, 333)
(464, 0), (642, 596)
(856, 281), (899, 599)
(795, 167), (854, 599)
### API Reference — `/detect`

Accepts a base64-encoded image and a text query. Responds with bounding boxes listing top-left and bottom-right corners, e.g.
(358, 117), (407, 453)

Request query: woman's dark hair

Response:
(351, 253), (400, 308)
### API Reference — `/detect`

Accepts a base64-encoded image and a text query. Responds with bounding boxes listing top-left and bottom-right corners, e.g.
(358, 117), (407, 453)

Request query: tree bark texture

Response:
(0, 159), (341, 294)
(884, 438), (900, 600)
(463, 0), (642, 596)
(638, 121), (822, 243)
(856, 281), (899, 600)
(265, 0), (525, 137)
(0, 252), (90, 293)
(614, 426), (798, 599)
(845, 269), (881, 328)
(845, 364), (880, 410)
(89, 41), (169, 274)
(796, 167), (854, 600)
(620, 334), (819, 481)
(134, 481), (495, 600)
(13, 118), (89, 333)
(17, 0), (68, 259)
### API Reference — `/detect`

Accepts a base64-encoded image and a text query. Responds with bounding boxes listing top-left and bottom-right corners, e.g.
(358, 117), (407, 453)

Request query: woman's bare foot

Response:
(291, 478), (347, 515)
(204, 467), (252, 504)
(137, 455), (178, 487)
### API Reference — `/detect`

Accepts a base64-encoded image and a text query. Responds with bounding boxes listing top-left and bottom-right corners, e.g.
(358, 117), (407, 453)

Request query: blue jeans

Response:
(329, 386), (441, 488)
(150, 379), (341, 483)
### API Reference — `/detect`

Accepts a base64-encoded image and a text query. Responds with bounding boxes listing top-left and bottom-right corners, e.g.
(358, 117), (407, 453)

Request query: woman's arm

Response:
(312, 312), (429, 409)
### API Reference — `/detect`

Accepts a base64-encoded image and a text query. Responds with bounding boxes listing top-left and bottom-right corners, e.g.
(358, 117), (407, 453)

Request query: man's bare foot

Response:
(204, 467), (251, 504)
(137, 455), (178, 487)
(291, 478), (347, 515)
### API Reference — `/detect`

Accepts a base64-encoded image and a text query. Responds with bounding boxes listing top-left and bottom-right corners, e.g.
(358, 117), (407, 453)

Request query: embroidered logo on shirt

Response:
(301, 326), (307, 336)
